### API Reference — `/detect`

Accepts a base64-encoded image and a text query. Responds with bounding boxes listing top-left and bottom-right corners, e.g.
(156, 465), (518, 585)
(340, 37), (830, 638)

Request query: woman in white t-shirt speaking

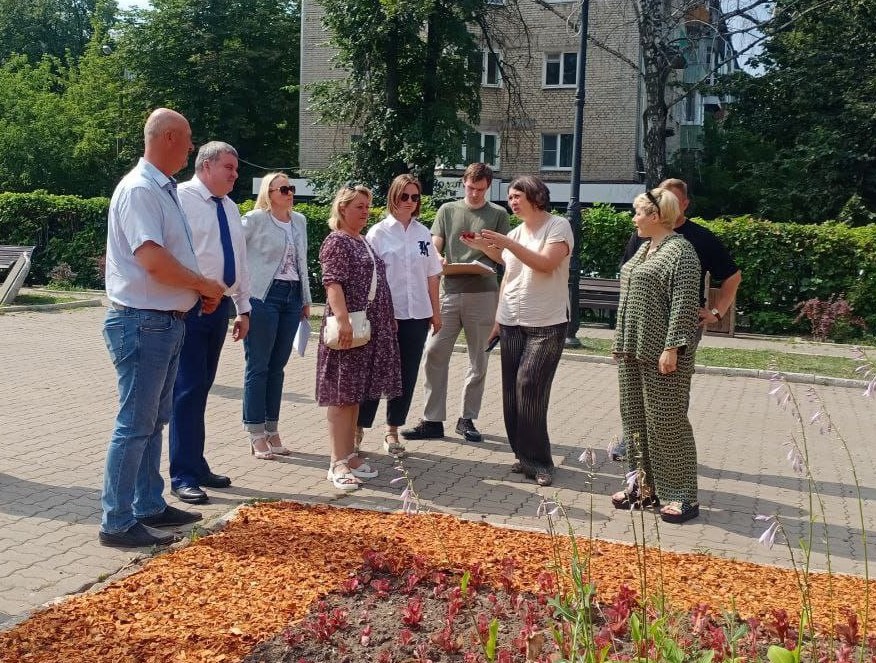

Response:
(480, 176), (573, 487)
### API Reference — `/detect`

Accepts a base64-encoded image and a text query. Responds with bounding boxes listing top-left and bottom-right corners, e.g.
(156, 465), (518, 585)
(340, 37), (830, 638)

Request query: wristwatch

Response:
(710, 307), (722, 321)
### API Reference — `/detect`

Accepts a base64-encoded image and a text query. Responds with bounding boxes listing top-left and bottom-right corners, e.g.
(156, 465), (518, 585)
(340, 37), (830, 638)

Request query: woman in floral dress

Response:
(316, 185), (401, 491)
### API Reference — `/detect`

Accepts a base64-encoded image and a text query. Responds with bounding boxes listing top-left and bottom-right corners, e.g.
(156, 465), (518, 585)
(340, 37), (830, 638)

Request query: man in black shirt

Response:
(612, 178), (741, 461)
(621, 178), (741, 329)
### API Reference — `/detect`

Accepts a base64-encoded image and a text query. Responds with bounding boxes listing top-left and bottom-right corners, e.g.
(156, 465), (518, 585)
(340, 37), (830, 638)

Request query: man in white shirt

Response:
(169, 141), (252, 504)
(100, 109), (226, 548)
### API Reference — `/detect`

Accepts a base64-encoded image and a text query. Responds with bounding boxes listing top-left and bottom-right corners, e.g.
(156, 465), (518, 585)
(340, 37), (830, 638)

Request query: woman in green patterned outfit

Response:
(611, 188), (702, 523)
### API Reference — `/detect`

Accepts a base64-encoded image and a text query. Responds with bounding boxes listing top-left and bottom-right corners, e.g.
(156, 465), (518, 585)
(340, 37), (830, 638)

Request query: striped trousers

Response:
(499, 323), (567, 476)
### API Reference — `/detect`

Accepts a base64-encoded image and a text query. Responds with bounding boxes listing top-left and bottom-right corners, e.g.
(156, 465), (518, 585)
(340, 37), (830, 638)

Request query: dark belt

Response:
(110, 301), (187, 320)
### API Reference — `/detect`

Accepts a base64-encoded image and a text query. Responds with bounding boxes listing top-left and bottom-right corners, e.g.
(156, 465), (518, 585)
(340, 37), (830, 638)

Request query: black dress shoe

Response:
(99, 522), (177, 548)
(199, 472), (231, 489)
(400, 420), (444, 440)
(138, 504), (203, 527)
(171, 486), (209, 504)
(455, 417), (482, 442)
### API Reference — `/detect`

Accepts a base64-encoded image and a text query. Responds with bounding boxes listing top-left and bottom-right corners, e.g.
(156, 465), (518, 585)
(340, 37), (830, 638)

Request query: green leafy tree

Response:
(309, 0), (521, 195)
(0, 0), (114, 63)
(0, 55), (81, 193)
(116, 0), (301, 197)
(678, 0), (876, 222)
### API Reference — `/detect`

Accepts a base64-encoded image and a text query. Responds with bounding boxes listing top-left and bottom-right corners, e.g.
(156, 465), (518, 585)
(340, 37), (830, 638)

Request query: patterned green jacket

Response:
(612, 233), (701, 362)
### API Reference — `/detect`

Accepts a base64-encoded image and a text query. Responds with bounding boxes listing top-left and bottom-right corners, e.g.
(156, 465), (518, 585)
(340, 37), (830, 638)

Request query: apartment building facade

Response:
(296, 0), (729, 203)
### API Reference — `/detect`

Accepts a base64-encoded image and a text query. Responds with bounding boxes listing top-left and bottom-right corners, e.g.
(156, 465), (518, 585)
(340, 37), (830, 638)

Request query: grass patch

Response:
(568, 335), (862, 380)
(307, 311), (864, 381)
(7, 293), (78, 306)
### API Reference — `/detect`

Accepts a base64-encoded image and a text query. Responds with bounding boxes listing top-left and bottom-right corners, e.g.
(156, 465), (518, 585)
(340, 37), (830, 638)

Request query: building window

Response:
(482, 50), (501, 87)
(461, 132), (500, 168)
(544, 52), (578, 87)
(541, 133), (573, 169)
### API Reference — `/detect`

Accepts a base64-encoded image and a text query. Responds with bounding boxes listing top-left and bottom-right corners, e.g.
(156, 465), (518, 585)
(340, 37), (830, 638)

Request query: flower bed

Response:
(1, 502), (873, 662)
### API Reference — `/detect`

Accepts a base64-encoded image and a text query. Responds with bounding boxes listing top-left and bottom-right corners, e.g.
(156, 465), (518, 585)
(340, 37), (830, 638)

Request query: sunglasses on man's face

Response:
(399, 193), (421, 203)
(270, 185), (295, 195)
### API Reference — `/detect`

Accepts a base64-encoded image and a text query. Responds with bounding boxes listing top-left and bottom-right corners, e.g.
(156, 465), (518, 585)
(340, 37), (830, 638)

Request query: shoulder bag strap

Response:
(361, 238), (378, 304)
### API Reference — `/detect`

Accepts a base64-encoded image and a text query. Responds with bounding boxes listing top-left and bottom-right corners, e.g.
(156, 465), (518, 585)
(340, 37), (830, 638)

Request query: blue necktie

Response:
(211, 196), (236, 287)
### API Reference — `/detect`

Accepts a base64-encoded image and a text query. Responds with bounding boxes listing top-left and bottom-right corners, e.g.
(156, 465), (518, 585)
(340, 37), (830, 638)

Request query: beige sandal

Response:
(327, 460), (361, 491)
(265, 431), (291, 456)
(383, 430), (406, 456)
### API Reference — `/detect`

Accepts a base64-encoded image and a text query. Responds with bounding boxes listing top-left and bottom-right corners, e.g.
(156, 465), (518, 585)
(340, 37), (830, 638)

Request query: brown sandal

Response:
(611, 483), (659, 510)
(659, 501), (699, 523)
(383, 431), (405, 456)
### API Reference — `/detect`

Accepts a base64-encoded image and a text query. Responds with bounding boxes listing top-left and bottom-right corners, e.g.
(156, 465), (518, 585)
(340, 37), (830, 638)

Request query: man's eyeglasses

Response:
(399, 193), (421, 202)
(645, 190), (661, 217)
(270, 185), (295, 195)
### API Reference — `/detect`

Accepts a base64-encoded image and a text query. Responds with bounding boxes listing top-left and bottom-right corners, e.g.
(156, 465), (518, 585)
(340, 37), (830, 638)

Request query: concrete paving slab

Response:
(0, 306), (874, 629)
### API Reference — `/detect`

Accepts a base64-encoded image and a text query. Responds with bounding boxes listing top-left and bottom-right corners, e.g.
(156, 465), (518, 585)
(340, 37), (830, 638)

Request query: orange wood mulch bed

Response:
(1, 502), (873, 663)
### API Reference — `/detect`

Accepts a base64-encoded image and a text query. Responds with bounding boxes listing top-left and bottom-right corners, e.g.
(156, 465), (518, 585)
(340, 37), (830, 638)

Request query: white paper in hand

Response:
(293, 318), (311, 356)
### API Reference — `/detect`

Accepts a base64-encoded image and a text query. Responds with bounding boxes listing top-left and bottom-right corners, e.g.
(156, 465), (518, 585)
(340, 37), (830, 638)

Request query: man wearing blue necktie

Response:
(100, 109), (226, 548)
(170, 141), (252, 504)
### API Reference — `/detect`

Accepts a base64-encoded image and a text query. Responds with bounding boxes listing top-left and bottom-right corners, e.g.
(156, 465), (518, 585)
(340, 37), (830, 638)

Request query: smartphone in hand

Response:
(485, 336), (500, 353)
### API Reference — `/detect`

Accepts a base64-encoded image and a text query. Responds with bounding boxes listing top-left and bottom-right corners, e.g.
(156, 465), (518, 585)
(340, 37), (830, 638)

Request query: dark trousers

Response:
(168, 298), (230, 490)
(359, 318), (431, 428)
(499, 322), (567, 475)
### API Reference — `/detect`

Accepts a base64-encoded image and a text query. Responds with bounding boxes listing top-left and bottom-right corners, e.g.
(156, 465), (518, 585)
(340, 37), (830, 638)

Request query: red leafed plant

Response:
(402, 596), (424, 627)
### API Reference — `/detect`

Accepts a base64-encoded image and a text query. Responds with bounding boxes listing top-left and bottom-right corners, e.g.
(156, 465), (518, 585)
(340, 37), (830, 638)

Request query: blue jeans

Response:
(169, 298), (229, 490)
(243, 280), (302, 432)
(101, 307), (186, 534)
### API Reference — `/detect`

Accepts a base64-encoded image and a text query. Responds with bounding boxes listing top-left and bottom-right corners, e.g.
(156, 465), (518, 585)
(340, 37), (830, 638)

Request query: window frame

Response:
(543, 51), (579, 88)
(459, 131), (501, 169)
(540, 132), (574, 171)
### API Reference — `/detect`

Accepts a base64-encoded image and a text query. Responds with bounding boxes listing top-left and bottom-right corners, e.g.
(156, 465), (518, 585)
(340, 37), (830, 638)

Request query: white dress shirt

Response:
(177, 175), (252, 315)
(366, 214), (442, 320)
(105, 158), (200, 312)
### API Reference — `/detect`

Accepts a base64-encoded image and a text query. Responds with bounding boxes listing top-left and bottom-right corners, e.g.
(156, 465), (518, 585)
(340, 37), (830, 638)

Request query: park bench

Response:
(577, 275), (736, 336)
(579, 276), (620, 327)
(0, 245), (36, 305)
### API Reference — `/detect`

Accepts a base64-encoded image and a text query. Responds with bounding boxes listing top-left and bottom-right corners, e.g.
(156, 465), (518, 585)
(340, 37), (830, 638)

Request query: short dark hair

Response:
(462, 162), (493, 186)
(508, 175), (550, 211)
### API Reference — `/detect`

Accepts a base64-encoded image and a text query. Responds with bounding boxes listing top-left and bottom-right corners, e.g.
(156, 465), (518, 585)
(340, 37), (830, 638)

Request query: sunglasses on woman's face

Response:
(399, 193), (421, 202)
(270, 185), (295, 195)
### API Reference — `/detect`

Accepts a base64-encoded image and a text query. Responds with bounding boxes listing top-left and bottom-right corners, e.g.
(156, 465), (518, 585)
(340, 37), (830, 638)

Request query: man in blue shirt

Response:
(99, 108), (226, 548)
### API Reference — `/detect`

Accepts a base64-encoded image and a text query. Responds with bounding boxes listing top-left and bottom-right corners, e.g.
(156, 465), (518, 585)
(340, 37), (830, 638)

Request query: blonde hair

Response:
(633, 187), (680, 231)
(329, 185), (373, 230)
(387, 174), (422, 218)
(254, 172), (288, 211)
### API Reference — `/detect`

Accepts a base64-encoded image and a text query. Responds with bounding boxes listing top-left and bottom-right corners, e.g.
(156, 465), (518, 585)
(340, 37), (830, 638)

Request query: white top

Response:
(177, 175), (252, 315)
(105, 158), (200, 312)
(366, 214), (443, 320)
(496, 215), (574, 327)
(271, 216), (300, 282)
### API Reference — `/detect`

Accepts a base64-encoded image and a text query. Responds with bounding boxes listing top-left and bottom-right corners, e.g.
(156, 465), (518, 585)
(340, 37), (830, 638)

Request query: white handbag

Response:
(323, 238), (377, 350)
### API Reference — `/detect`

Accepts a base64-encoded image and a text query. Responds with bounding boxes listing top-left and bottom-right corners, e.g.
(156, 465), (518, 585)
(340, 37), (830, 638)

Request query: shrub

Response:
(794, 294), (867, 342)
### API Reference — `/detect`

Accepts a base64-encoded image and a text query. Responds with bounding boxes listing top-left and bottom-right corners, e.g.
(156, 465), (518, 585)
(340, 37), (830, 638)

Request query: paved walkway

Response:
(1, 306), (874, 628)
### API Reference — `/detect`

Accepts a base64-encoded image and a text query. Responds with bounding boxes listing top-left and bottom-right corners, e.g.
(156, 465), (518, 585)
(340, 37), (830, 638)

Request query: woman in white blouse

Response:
(480, 175), (573, 487)
(356, 175), (442, 456)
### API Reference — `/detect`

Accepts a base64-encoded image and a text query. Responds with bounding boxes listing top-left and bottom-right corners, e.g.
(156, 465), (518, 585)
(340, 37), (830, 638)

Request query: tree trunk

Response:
(417, 7), (444, 195)
(639, 0), (670, 188)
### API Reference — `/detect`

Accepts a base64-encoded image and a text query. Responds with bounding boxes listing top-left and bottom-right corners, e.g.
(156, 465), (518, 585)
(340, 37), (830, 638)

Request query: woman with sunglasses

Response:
(355, 175), (443, 456)
(611, 187), (701, 523)
(240, 172), (311, 460)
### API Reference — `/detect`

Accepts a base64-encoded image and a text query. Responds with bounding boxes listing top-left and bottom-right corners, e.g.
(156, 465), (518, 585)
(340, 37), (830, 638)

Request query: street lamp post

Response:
(565, 0), (591, 348)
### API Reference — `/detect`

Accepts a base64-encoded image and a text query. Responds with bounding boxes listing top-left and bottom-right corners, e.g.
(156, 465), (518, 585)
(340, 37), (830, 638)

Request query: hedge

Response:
(2, 192), (874, 334)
